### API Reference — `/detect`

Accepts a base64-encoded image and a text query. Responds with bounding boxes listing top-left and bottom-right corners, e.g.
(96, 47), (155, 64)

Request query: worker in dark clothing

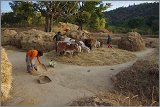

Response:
(53, 31), (62, 52)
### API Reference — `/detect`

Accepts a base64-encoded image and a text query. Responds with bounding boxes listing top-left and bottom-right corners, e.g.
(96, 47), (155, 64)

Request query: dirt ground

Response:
(2, 47), (155, 106)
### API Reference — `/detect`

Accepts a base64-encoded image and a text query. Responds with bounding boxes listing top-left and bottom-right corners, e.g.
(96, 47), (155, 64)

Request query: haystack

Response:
(1, 47), (12, 102)
(59, 22), (79, 31)
(118, 32), (145, 51)
(52, 22), (79, 35)
(65, 30), (89, 39)
(20, 29), (55, 52)
(2, 29), (22, 48)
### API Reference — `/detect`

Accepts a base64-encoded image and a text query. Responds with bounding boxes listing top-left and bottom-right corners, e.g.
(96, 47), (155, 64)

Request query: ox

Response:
(57, 41), (80, 57)
(78, 41), (90, 53)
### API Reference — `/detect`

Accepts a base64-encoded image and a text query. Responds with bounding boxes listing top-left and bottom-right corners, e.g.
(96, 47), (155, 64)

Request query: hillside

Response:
(104, 2), (159, 25)
(103, 2), (159, 34)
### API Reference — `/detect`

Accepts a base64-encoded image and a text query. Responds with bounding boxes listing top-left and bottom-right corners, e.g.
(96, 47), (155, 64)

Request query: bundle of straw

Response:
(1, 47), (12, 102)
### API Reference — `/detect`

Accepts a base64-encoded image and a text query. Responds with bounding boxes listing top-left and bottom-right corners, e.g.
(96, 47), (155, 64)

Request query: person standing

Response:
(107, 34), (112, 48)
(53, 31), (62, 52)
(26, 49), (43, 73)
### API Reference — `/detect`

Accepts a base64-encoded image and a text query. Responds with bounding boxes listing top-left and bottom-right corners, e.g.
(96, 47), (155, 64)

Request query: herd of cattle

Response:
(56, 37), (103, 56)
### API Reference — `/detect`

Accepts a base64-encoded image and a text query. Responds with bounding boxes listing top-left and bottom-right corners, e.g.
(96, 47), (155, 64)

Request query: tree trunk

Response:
(79, 21), (83, 30)
(45, 15), (53, 32)
(45, 16), (49, 32)
(50, 15), (53, 32)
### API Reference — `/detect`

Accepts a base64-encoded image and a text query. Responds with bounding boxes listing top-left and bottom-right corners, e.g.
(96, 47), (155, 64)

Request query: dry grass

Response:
(16, 98), (40, 106)
(69, 48), (159, 106)
(1, 47), (12, 103)
(113, 54), (159, 106)
(118, 32), (145, 51)
(46, 48), (137, 66)
(69, 90), (142, 106)
(144, 37), (159, 48)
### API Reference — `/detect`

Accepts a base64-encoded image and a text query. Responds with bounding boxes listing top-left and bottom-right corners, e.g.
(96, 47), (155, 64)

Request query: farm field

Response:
(1, 26), (159, 106)
(1, 1), (159, 106)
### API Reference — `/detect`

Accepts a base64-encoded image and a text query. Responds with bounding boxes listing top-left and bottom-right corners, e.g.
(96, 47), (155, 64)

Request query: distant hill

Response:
(103, 2), (159, 34)
(104, 2), (159, 25)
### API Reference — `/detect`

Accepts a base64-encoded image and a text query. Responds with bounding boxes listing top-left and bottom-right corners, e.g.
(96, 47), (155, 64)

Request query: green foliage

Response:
(127, 17), (145, 29)
(99, 18), (106, 29)
(108, 26), (130, 33)
(3, 1), (111, 31)
(94, 18), (100, 29)
(75, 1), (111, 30)
(1, 12), (27, 27)
(27, 16), (33, 25)
(104, 2), (159, 34)
(9, 1), (34, 19)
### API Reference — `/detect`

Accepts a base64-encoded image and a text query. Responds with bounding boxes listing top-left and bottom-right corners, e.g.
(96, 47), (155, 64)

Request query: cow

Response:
(57, 41), (80, 57)
(83, 39), (92, 50)
(83, 38), (98, 50)
(78, 41), (90, 53)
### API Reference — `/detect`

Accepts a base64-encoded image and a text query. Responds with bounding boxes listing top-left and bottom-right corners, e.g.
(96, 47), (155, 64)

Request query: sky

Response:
(1, 1), (158, 13)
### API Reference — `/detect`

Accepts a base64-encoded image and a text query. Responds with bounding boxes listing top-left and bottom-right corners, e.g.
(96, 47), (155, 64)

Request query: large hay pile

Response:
(1, 48), (12, 102)
(118, 32), (145, 51)
(1, 29), (22, 48)
(20, 29), (55, 52)
(52, 22), (79, 35)
(59, 22), (79, 31)
(2, 29), (55, 52)
(46, 48), (136, 66)
(113, 58), (159, 106)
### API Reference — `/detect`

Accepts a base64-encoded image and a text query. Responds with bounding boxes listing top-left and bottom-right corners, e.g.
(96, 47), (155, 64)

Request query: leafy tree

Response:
(32, 1), (78, 32)
(1, 12), (26, 26)
(99, 18), (106, 29)
(9, 1), (34, 25)
(75, 11), (91, 30)
(9, 1), (78, 32)
(75, 1), (111, 30)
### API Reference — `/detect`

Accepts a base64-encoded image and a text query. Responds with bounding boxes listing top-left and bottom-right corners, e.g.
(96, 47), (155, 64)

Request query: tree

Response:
(32, 1), (78, 32)
(1, 12), (27, 26)
(75, 11), (91, 30)
(75, 1), (111, 30)
(9, 1), (34, 25)
(9, 1), (78, 32)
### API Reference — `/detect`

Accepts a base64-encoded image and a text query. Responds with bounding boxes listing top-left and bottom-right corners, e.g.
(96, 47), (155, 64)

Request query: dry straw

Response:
(118, 32), (145, 51)
(47, 48), (137, 66)
(1, 47), (12, 102)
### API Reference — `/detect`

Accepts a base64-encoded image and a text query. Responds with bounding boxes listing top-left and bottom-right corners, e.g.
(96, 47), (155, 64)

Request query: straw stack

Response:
(118, 32), (145, 51)
(1, 47), (12, 102)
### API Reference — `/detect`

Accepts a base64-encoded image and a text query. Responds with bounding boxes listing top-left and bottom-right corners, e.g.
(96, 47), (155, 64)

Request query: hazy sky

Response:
(1, 1), (158, 13)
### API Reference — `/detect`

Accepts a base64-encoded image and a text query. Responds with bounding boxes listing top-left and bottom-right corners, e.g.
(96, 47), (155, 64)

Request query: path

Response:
(4, 48), (155, 106)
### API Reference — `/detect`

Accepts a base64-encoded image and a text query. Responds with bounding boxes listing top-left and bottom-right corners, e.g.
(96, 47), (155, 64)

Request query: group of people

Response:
(25, 29), (112, 74)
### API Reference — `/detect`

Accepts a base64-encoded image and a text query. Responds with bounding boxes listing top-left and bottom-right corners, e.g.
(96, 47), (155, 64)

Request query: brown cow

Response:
(57, 41), (79, 56)
(83, 38), (97, 50)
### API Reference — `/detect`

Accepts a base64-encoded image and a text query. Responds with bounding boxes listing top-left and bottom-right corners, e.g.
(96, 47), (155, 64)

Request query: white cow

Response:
(96, 40), (101, 48)
(78, 41), (90, 53)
